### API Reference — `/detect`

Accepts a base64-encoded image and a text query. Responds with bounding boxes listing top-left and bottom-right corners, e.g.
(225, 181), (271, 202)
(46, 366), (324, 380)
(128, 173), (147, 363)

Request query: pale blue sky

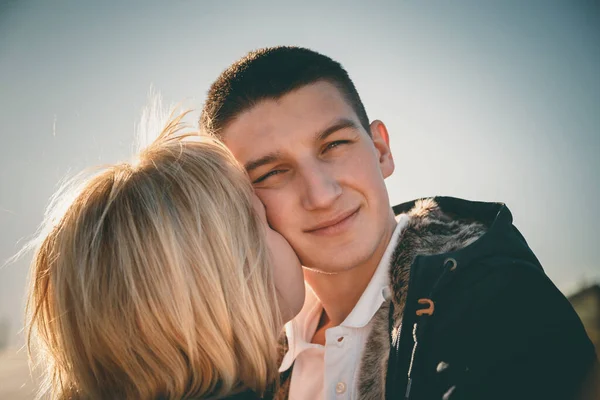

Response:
(1, 0), (599, 347)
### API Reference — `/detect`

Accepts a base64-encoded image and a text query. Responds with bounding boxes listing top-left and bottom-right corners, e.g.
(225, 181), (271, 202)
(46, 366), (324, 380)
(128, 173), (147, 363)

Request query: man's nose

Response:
(300, 162), (342, 211)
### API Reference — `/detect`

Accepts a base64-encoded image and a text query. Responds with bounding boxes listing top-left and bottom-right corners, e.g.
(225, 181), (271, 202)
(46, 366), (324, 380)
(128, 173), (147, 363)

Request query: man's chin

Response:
(300, 257), (367, 275)
(301, 265), (343, 275)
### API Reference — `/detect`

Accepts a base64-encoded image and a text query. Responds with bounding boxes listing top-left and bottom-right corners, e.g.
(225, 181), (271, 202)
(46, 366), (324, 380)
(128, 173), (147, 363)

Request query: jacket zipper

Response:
(404, 322), (419, 399)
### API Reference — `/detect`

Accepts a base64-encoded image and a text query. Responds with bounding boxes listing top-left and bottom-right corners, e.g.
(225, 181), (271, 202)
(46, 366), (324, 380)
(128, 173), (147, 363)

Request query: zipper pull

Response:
(405, 377), (412, 399)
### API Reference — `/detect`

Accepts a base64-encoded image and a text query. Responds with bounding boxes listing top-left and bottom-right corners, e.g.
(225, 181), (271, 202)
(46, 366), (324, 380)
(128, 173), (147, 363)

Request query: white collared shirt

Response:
(280, 214), (409, 400)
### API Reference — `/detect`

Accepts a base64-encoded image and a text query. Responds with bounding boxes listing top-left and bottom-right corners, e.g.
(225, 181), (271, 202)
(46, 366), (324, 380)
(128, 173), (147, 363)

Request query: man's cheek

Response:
(263, 207), (286, 233)
(269, 216), (298, 247)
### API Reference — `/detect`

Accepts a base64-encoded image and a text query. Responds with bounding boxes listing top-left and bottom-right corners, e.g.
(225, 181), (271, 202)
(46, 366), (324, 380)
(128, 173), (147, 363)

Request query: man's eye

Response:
(324, 140), (350, 152)
(253, 169), (285, 184)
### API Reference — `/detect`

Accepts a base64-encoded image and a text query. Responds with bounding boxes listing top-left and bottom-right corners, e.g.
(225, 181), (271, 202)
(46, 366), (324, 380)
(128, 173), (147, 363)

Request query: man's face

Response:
(223, 81), (396, 273)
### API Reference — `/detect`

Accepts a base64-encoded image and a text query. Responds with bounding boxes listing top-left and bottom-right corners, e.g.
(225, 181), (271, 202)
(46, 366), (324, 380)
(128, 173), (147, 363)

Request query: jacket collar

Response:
(356, 197), (497, 399)
(388, 197), (493, 322)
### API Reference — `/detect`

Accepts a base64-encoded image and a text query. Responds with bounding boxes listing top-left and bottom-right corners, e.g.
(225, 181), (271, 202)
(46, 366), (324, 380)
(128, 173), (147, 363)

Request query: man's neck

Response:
(305, 212), (397, 343)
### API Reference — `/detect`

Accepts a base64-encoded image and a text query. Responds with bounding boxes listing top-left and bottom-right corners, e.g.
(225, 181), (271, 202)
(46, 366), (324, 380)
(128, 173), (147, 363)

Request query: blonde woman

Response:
(25, 111), (305, 399)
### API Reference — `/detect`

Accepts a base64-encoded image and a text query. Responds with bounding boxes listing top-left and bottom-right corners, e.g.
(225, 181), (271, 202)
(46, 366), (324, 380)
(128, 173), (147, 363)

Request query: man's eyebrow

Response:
(244, 152), (282, 173)
(315, 118), (360, 142)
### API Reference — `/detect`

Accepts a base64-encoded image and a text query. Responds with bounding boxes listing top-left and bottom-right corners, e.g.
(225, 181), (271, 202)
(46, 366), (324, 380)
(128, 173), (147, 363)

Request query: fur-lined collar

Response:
(357, 198), (488, 400)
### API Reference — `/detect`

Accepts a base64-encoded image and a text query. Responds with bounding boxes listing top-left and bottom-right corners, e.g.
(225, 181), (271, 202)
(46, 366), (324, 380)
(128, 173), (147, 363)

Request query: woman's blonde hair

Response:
(26, 111), (281, 399)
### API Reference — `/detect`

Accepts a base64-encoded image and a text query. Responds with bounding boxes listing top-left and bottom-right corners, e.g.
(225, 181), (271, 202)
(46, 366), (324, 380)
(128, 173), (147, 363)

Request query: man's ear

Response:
(369, 120), (395, 179)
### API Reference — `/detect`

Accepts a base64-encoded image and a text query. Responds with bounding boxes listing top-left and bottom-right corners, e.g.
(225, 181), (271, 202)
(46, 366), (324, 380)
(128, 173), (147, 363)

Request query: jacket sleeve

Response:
(446, 261), (598, 400)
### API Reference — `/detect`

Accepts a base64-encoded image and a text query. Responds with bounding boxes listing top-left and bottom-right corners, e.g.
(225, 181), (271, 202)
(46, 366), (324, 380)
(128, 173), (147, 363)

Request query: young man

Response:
(200, 47), (597, 400)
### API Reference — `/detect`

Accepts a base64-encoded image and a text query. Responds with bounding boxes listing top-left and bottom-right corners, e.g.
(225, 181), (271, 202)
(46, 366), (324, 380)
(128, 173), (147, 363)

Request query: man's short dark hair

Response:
(200, 46), (370, 138)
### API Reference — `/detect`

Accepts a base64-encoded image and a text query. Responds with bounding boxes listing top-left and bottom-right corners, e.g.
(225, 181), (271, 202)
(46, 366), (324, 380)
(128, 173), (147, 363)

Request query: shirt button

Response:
(336, 381), (347, 394)
(382, 286), (392, 301)
(336, 336), (345, 347)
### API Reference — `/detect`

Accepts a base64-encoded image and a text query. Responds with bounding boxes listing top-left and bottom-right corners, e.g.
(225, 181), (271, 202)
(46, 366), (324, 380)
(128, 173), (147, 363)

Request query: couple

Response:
(27, 47), (597, 399)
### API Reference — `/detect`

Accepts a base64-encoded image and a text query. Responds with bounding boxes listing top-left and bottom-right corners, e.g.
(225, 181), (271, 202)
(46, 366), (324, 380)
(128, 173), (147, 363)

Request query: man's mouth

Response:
(305, 207), (360, 236)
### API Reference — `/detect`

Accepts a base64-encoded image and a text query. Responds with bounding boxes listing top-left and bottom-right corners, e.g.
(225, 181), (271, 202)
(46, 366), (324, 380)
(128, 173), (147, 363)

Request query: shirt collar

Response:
(340, 213), (409, 328)
(279, 285), (322, 372)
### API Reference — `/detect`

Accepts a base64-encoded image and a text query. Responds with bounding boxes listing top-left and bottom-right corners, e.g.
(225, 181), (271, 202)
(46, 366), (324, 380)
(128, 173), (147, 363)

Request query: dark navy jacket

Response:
(385, 197), (597, 400)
